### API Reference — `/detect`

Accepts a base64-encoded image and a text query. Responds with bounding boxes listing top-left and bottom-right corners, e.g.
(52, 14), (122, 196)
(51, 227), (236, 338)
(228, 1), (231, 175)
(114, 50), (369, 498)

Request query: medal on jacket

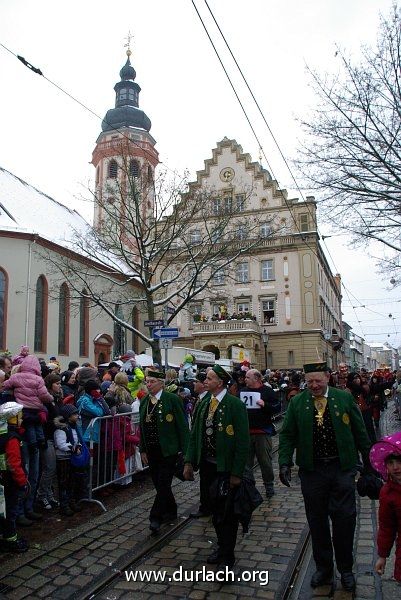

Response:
(314, 397), (327, 426)
(206, 396), (219, 436)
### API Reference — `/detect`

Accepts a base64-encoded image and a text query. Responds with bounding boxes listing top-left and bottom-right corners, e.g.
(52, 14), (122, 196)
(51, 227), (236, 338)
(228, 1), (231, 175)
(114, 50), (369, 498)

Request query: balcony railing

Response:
(192, 319), (262, 335)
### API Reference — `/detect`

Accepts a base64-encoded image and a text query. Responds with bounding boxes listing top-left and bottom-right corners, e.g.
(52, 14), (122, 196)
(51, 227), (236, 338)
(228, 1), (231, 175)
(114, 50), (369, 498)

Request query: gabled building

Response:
(169, 138), (343, 370)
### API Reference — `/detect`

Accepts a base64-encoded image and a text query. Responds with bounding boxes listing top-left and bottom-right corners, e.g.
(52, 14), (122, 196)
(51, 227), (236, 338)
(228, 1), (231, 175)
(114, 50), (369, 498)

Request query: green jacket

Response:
(185, 391), (250, 478)
(139, 390), (189, 457)
(279, 386), (372, 471)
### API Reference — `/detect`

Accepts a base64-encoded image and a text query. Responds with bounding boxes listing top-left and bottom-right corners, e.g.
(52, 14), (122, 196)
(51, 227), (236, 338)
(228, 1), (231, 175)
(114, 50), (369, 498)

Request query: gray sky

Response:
(0, 0), (399, 347)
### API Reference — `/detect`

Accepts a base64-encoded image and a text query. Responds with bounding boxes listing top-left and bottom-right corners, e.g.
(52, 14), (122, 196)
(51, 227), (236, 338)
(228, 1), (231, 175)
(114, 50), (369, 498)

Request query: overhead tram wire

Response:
(191, 0), (371, 340)
(0, 42), (179, 178)
(201, 0), (317, 227)
(0, 38), (385, 340)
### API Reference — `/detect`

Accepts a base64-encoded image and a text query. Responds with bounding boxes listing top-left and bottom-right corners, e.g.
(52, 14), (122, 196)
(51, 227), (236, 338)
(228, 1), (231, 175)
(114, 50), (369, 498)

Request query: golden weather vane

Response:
(124, 31), (133, 57)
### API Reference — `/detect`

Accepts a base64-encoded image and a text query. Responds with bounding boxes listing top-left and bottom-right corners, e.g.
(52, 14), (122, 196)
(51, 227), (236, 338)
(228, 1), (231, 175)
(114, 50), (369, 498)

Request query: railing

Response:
(193, 319), (261, 334)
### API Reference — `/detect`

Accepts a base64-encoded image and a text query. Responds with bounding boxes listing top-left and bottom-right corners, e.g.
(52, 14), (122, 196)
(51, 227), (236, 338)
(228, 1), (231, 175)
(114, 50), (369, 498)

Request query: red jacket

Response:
(377, 479), (401, 582)
(4, 435), (28, 487)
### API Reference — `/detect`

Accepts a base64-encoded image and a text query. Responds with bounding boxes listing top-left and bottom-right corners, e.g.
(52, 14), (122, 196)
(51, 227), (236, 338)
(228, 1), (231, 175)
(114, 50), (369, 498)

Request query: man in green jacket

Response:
(279, 362), (372, 593)
(184, 365), (250, 569)
(139, 370), (189, 533)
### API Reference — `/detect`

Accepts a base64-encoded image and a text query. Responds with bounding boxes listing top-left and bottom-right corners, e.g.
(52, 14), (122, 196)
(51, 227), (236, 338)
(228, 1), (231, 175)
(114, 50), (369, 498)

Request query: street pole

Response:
(163, 306), (169, 370)
(262, 329), (269, 374)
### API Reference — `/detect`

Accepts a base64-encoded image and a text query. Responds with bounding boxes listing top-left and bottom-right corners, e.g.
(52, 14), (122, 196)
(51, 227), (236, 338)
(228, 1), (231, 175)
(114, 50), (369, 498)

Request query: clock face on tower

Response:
(220, 167), (235, 182)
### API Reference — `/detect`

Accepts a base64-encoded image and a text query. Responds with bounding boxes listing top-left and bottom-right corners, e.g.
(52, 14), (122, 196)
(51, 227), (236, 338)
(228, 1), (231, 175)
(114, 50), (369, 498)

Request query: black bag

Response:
(356, 472), (383, 500)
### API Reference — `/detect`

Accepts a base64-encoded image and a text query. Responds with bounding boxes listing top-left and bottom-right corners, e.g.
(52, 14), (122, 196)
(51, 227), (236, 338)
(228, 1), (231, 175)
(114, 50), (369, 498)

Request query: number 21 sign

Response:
(240, 391), (262, 409)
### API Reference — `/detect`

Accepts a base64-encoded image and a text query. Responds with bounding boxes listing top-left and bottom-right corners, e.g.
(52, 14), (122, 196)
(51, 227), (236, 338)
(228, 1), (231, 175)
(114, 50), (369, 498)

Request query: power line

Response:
(191, 0), (370, 339)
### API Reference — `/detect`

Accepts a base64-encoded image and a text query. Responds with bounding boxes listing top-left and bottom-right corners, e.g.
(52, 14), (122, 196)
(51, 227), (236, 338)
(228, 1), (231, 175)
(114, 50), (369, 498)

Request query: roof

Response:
(0, 166), (90, 247)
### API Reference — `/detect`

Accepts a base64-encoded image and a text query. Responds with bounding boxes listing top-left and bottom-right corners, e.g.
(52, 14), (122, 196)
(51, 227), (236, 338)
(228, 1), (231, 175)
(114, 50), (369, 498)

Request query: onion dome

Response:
(101, 51), (151, 133)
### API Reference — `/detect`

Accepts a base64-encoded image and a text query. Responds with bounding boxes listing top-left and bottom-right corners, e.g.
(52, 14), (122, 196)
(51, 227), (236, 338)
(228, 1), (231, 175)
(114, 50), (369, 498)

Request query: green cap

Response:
(212, 365), (231, 384)
(303, 362), (328, 374)
(147, 370), (165, 379)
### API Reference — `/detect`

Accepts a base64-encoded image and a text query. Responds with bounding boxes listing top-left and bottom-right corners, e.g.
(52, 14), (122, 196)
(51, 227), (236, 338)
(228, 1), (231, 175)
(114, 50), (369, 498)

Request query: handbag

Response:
(66, 426), (90, 468)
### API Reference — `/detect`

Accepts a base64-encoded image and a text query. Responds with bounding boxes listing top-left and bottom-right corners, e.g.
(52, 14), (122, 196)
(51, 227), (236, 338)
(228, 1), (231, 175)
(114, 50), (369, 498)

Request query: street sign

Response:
(153, 327), (179, 339)
(144, 319), (164, 328)
(166, 306), (175, 315)
(159, 338), (173, 349)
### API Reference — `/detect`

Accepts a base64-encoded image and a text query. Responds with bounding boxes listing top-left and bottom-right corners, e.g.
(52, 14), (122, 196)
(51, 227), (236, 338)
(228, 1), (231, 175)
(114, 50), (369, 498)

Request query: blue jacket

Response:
(76, 393), (109, 444)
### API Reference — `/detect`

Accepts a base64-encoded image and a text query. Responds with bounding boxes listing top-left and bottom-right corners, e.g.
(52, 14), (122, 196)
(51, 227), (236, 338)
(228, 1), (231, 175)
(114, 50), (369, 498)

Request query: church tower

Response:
(92, 40), (159, 230)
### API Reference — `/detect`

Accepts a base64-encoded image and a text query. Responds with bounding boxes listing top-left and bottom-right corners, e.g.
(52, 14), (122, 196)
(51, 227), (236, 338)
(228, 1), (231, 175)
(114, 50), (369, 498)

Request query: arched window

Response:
(58, 283), (70, 355)
(34, 275), (48, 353)
(114, 304), (125, 356)
(79, 290), (89, 357)
(147, 165), (153, 183)
(129, 159), (139, 178)
(0, 268), (8, 349)
(108, 159), (118, 179)
(132, 306), (139, 352)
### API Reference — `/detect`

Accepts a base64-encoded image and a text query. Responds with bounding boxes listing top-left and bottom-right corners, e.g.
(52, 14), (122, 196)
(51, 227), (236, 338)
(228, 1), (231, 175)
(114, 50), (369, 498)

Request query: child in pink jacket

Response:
(2, 355), (52, 449)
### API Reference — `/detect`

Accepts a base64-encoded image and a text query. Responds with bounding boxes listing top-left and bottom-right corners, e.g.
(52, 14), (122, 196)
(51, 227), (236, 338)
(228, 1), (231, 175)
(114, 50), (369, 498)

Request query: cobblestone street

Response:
(0, 405), (400, 599)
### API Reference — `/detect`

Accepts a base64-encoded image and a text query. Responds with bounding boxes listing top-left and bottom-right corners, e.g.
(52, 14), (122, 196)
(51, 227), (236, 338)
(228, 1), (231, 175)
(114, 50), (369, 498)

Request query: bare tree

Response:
(297, 3), (401, 281)
(42, 145), (274, 363)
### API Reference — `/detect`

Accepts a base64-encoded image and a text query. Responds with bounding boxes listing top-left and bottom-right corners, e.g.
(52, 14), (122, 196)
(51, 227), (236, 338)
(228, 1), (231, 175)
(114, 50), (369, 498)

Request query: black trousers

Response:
(200, 459), (240, 563)
(148, 453), (177, 522)
(299, 461), (357, 574)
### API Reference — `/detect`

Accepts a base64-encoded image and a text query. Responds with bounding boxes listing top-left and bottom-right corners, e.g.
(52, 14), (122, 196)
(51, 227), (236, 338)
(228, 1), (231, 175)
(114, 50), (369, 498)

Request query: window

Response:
(189, 304), (202, 326)
(235, 194), (246, 212)
(147, 165), (153, 183)
(236, 302), (249, 314)
(224, 194), (233, 212)
(261, 259), (274, 281)
(79, 290), (89, 357)
(132, 306), (139, 352)
(299, 213), (309, 232)
(0, 268), (8, 349)
(212, 197), (221, 215)
(236, 262), (249, 283)
(34, 276), (48, 352)
(235, 225), (247, 240)
(288, 350), (294, 366)
(119, 87), (128, 100)
(108, 160), (118, 179)
(188, 267), (202, 287)
(58, 283), (69, 355)
(129, 159), (139, 178)
(114, 304), (125, 357)
(212, 269), (225, 285)
(190, 230), (201, 244)
(262, 299), (276, 325)
(260, 222), (272, 237)
(211, 227), (222, 243)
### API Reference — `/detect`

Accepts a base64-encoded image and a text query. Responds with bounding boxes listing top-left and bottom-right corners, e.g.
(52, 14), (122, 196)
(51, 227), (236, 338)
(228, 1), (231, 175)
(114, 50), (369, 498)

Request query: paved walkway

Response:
(0, 405), (400, 599)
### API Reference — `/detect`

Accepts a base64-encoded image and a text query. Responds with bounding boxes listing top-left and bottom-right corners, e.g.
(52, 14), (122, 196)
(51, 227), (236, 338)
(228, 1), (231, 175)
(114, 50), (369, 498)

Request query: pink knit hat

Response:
(369, 432), (401, 479)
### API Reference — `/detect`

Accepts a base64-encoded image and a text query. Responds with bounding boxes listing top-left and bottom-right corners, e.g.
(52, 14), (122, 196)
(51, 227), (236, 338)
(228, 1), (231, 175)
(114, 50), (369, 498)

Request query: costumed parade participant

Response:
(139, 370), (189, 533)
(184, 365), (250, 570)
(179, 354), (196, 383)
(279, 362), (372, 592)
(120, 350), (145, 399)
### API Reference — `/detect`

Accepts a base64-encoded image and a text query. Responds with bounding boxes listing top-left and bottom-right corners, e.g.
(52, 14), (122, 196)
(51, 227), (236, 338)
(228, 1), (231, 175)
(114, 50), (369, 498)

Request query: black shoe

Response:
(265, 487), (275, 498)
(310, 569), (333, 588)
(16, 516), (33, 527)
(69, 501), (82, 513)
(341, 572), (356, 592)
(161, 513), (177, 523)
(215, 559), (235, 584)
(207, 549), (221, 565)
(25, 511), (43, 521)
(60, 506), (74, 517)
(149, 520), (161, 533)
(190, 510), (211, 518)
(0, 537), (29, 553)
